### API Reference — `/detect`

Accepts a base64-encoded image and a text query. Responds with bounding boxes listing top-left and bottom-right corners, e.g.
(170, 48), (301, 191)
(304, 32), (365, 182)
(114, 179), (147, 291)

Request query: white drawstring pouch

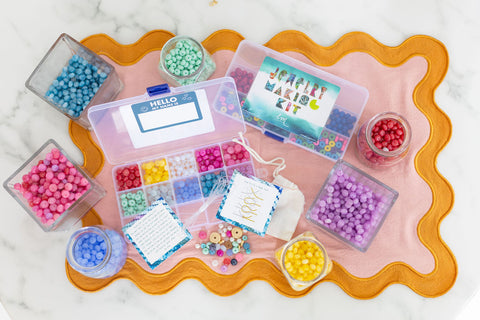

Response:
(233, 133), (305, 241)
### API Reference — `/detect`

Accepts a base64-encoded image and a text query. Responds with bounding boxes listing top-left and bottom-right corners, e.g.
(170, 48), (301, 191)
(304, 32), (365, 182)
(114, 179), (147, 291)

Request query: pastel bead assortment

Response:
(119, 190), (147, 217)
(114, 165), (141, 191)
(13, 148), (91, 226)
(67, 226), (127, 279)
(113, 140), (255, 230)
(173, 177), (202, 204)
(307, 161), (398, 251)
(145, 183), (175, 206)
(141, 159), (169, 185)
(195, 223), (252, 272)
(167, 152), (197, 179)
(283, 240), (325, 282)
(229, 67), (254, 94)
(45, 55), (108, 118)
(195, 145), (224, 172)
(325, 108), (357, 137)
(160, 36), (216, 86)
(221, 141), (250, 166)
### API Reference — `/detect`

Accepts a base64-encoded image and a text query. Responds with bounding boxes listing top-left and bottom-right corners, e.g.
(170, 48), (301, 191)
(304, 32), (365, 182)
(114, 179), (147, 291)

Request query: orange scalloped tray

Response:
(66, 30), (455, 298)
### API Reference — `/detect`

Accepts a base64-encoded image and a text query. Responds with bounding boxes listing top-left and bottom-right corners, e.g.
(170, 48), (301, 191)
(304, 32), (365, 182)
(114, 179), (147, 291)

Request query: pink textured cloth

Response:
(91, 49), (434, 277)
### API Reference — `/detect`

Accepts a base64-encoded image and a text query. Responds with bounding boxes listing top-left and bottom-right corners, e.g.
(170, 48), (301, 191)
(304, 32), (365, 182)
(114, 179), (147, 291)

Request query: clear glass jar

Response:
(66, 225), (127, 278)
(275, 232), (332, 291)
(158, 36), (216, 86)
(356, 112), (411, 167)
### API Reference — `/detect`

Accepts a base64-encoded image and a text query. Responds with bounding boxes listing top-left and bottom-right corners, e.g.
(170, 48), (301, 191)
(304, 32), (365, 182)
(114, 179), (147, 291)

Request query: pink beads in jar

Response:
(356, 112), (411, 167)
(4, 139), (105, 231)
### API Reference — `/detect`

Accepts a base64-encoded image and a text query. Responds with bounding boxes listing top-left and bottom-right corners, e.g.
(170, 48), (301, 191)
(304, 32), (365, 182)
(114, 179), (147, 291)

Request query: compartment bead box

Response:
(113, 140), (255, 229)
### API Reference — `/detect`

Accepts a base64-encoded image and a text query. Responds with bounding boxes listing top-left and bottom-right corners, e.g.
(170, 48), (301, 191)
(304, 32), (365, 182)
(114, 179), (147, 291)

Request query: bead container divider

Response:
(112, 139), (255, 231)
(224, 41), (369, 161)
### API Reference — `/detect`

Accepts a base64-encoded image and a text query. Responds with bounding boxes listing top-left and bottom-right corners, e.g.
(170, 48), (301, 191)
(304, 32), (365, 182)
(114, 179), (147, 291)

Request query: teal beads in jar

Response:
(159, 36), (216, 86)
(66, 225), (127, 278)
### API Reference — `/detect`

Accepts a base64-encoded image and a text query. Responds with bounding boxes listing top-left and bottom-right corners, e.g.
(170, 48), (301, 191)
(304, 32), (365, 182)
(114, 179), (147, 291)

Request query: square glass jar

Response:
(306, 160), (399, 251)
(3, 139), (106, 232)
(25, 33), (123, 129)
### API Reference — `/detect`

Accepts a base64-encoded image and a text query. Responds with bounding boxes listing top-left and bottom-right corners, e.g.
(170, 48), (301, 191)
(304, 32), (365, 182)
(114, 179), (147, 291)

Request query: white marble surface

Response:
(1, 0), (480, 319)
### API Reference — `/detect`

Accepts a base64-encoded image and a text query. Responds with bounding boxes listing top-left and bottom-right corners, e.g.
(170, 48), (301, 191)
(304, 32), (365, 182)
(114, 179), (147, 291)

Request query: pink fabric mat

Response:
(91, 49), (434, 278)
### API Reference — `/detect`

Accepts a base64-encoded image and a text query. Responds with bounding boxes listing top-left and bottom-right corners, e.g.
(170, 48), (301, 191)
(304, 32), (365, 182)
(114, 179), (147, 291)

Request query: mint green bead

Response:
(134, 194), (141, 201)
(120, 194), (127, 200)
(121, 199), (128, 207)
(126, 193), (134, 199)
(174, 69), (181, 76)
(202, 248), (209, 255)
(128, 199), (136, 206)
(181, 70), (189, 76)
(177, 42), (184, 48)
(178, 65), (184, 71)
(196, 51), (202, 58)
(232, 247), (239, 254)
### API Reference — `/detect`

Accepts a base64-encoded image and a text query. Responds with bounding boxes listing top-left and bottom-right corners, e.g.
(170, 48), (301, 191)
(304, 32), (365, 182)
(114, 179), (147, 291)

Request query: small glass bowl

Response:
(158, 36), (216, 87)
(274, 232), (332, 291)
(356, 112), (411, 167)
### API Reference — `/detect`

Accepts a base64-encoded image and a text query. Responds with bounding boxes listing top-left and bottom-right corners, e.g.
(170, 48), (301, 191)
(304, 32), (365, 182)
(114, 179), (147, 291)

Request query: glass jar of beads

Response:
(275, 232), (332, 291)
(158, 36), (216, 86)
(25, 33), (123, 129)
(356, 112), (411, 167)
(66, 225), (127, 279)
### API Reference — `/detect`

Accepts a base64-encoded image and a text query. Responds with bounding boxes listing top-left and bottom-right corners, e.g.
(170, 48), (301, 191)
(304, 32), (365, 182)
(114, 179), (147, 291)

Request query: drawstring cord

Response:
(232, 132), (286, 178)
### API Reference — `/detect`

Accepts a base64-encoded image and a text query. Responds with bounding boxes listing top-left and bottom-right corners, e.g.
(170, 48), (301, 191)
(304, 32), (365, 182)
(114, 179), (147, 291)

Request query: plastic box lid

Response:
(226, 40), (369, 161)
(88, 77), (246, 165)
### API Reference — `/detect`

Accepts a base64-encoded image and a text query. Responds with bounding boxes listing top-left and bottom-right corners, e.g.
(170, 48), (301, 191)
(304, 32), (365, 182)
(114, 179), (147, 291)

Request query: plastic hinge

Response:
(264, 131), (285, 142)
(146, 84), (171, 97)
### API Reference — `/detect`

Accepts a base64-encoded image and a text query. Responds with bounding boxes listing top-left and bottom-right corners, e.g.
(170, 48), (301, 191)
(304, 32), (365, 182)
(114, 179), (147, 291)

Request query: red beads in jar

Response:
(356, 112), (411, 167)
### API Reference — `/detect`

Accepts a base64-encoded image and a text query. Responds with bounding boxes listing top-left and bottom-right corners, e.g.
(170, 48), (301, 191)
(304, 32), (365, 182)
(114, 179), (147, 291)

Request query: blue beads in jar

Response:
(45, 54), (109, 118)
(66, 225), (127, 278)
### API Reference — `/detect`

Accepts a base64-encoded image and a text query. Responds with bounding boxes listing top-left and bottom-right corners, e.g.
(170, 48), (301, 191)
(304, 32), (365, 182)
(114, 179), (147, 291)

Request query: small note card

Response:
(122, 198), (192, 270)
(216, 170), (282, 236)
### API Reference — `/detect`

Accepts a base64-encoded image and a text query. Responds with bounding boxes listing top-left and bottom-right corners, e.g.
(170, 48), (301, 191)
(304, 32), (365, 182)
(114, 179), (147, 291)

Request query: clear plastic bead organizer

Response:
(225, 40), (369, 161)
(88, 77), (256, 230)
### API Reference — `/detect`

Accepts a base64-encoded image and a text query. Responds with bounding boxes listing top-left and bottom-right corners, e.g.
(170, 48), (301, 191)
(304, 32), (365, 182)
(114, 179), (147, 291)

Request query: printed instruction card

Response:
(122, 198), (192, 270)
(243, 56), (340, 140)
(216, 170), (282, 236)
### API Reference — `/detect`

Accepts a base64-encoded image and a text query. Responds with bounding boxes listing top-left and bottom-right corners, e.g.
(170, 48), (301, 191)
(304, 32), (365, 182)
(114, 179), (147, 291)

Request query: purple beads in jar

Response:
(306, 160), (398, 252)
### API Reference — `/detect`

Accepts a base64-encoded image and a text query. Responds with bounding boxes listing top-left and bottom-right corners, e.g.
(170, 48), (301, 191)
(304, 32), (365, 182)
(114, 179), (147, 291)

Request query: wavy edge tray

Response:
(66, 29), (456, 299)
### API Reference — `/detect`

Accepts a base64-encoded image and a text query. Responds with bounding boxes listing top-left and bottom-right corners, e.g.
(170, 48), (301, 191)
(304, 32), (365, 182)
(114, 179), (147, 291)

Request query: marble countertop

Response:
(1, 0), (479, 319)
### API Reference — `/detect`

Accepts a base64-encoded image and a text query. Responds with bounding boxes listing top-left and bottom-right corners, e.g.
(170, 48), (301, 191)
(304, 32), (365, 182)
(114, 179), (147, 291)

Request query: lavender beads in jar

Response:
(66, 225), (127, 278)
(306, 160), (398, 252)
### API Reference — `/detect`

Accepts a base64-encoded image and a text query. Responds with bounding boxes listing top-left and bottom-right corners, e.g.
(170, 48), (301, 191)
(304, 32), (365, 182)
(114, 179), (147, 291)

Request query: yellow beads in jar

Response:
(141, 159), (169, 185)
(283, 240), (325, 282)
